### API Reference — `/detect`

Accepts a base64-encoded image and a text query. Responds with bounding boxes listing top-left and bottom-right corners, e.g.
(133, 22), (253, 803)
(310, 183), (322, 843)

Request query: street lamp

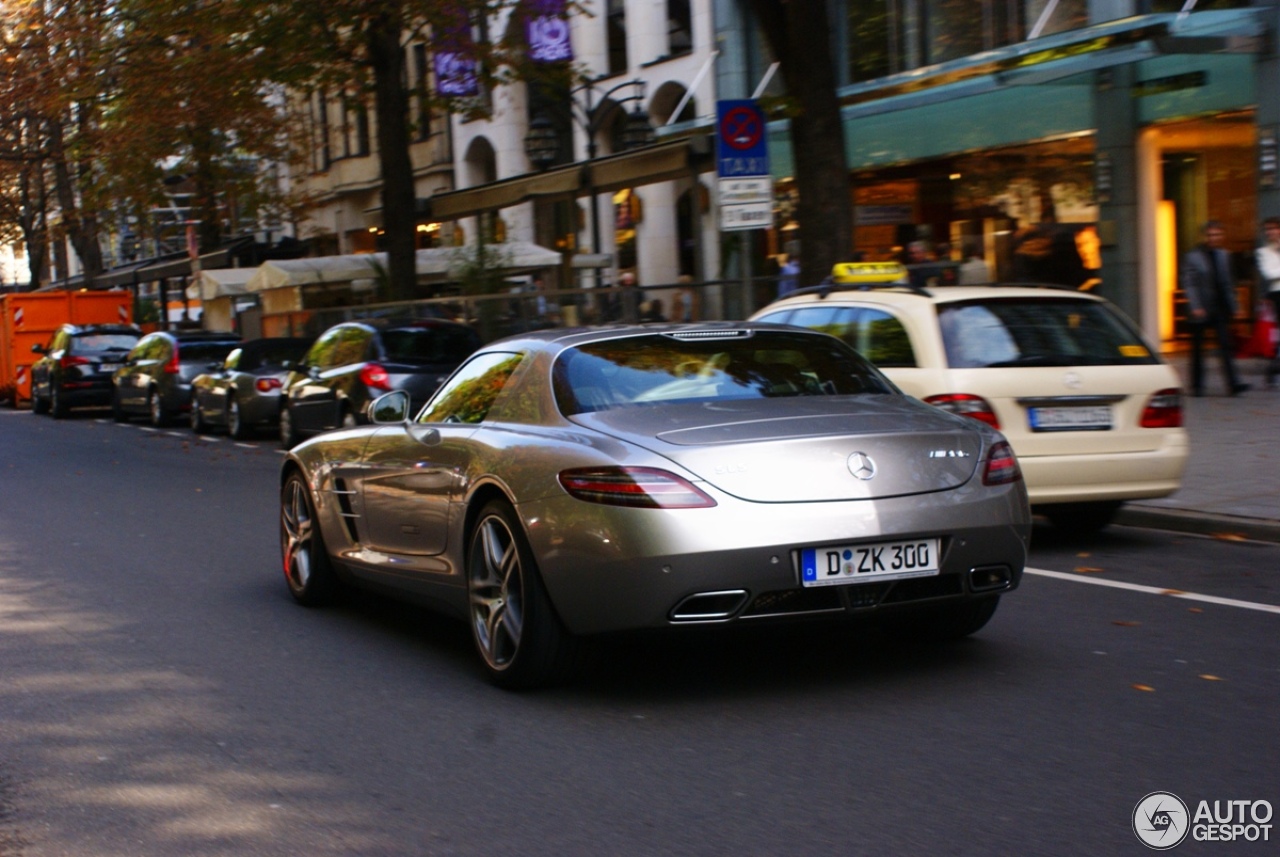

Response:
(523, 77), (655, 261)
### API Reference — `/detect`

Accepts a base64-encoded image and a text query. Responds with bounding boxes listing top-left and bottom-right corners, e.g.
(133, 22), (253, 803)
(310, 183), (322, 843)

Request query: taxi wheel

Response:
(1042, 501), (1121, 535)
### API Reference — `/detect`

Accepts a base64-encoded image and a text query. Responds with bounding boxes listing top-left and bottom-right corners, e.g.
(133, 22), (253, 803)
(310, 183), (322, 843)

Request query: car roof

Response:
(760, 282), (1108, 311)
(483, 321), (835, 358)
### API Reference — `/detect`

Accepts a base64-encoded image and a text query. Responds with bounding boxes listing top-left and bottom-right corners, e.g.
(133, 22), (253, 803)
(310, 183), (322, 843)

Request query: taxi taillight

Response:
(1140, 388), (1183, 428)
(924, 393), (1001, 429)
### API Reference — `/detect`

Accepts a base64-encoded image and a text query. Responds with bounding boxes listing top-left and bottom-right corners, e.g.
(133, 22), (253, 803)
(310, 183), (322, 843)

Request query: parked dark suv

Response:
(279, 319), (481, 448)
(30, 324), (142, 418)
(112, 330), (242, 426)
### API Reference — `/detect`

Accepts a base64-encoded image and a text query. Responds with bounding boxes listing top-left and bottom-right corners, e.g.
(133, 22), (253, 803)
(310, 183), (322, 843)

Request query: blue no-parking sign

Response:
(716, 100), (769, 178)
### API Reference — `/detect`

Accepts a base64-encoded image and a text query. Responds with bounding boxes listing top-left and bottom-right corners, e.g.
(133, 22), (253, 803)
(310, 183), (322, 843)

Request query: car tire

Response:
(111, 388), (128, 422)
(31, 382), (49, 415)
(227, 397), (248, 440)
(280, 471), (340, 606)
(148, 388), (169, 427)
(279, 405), (299, 449)
(466, 499), (579, 690)
(50, 383), (69, 419)
(1042, 501), (1122, 535)
(190, 393), (207, 433)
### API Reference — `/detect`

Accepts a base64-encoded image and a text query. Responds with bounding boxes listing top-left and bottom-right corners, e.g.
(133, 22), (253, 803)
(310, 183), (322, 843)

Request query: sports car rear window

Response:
(937, 298), (1160, 369)
(553, 331), (895, 415)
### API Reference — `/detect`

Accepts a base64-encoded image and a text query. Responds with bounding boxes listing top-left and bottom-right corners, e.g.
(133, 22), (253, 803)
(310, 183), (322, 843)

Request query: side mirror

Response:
(369, 390), (410, 424)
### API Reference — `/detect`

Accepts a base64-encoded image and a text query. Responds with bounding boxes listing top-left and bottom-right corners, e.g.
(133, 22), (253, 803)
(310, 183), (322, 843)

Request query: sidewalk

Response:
(1115, 353), (1280, 542)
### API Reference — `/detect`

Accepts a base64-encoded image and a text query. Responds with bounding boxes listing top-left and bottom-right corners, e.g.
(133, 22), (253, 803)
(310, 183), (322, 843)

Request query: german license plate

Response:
(800, 538), (940, 587)
(99, 363), (120, 373)
(1028, 405), (1112, 431)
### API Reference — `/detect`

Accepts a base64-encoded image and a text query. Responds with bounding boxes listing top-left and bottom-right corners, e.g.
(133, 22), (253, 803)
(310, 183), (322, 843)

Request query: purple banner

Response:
(525, 0), (572, 63)
(435, 11), (478, 97)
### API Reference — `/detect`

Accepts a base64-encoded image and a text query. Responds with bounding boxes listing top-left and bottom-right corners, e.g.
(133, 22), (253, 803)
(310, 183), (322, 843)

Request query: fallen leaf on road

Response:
(1161, 589), (1186, 596)
(1132, 684), (1155, 692)
(1187, 607), (1203, 613)
(1113, 620), (1141, 627)
(1198, 675), (1224, 681)
(1077, 552), (1091, 558)
(1074, 566), (1105, 574)
(1212, 532), (1247, 542)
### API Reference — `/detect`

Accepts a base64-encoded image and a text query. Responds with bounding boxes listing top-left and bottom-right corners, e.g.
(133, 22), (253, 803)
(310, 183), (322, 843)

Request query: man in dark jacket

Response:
(1180, 220), (1249, 396)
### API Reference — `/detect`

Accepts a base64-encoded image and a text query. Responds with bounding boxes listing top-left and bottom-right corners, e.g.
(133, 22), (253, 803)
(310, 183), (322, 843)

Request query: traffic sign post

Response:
(716, 100), (773, 316)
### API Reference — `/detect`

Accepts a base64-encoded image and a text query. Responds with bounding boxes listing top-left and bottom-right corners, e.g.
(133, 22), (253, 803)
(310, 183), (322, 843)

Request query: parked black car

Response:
(279, 319), (481, 448)
(30, 324), (142, 418)
(112, 330), (242, 427)
(190, 337), (312, 438)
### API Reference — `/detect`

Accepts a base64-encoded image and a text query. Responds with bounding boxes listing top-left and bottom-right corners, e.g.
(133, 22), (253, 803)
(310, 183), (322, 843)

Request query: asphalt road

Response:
(1, 409), (1277, 856)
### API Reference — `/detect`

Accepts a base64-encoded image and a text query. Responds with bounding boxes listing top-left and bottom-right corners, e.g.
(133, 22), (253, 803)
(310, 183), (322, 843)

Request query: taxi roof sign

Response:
(830, 262), (908, 284)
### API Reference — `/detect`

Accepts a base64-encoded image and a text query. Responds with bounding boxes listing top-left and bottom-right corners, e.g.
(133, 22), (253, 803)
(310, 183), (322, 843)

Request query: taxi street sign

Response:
(716, 101), (772, 232)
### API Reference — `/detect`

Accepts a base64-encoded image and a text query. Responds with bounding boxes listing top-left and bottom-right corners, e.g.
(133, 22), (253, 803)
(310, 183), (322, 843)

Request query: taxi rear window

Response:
(937, 298), (1159, 369)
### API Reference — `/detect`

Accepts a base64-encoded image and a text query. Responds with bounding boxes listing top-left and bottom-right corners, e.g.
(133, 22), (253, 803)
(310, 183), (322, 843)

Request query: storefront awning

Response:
(426, 139), (703, 221)
(189, 268), (255, 302)
(245, 242), (562, 292)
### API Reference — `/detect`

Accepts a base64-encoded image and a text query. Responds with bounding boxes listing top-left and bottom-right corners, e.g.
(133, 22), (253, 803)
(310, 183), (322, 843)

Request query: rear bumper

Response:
(524, 484), (1031, 636)
(1021, 435), (1189, 505)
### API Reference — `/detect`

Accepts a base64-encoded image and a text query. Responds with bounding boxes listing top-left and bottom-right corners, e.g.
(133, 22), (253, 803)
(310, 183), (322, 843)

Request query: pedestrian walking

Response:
(1255, 215), (1280, 387)
(777, 254), (800, 298)
(957, 241), (991, 284)
(1181, 220), (1249, 396)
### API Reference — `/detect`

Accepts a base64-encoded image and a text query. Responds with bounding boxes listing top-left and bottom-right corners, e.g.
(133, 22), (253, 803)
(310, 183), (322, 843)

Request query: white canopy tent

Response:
(244, 243), (563, 293)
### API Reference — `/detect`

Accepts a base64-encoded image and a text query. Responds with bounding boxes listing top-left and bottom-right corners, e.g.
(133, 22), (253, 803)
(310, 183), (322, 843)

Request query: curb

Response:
(1116, 505), (1280, 544)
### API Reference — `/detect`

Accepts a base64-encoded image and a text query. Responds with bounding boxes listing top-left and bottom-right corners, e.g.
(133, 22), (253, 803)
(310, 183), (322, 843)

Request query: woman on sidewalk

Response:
(1256, 216), (1280, 388)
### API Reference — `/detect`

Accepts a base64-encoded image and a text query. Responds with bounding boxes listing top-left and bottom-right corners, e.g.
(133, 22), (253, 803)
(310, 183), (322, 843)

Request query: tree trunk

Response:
(48, 118), (104, 286)
(747, 0), (852, 286)
(367, 10), (418, 302)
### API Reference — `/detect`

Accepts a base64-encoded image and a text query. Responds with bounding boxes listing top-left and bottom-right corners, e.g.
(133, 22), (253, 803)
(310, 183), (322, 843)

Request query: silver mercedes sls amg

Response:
(279, 323), (1032, 688)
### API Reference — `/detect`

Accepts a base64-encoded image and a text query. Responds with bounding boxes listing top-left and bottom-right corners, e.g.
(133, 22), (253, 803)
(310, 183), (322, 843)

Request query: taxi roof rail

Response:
(788, 279), (934, 300)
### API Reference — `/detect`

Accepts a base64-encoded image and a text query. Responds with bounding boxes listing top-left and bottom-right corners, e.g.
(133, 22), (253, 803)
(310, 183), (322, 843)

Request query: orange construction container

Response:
(0, 291), (133, 406)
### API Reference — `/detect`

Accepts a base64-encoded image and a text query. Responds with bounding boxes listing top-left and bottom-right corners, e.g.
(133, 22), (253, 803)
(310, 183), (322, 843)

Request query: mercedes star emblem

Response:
(847, 451), (877, 480)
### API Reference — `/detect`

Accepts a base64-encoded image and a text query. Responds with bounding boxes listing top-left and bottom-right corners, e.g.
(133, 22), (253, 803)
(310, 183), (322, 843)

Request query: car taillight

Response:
(1140, 388), (1183, 428)
(256, 377), (283, 393)
(982, 441), (1022, 486)
(59, 355), (90, 369)
(359, 363), (392, 391)
(163, 347), (180, 374)
(924, 393), (1001, 429)
(558, 467), (717, 509)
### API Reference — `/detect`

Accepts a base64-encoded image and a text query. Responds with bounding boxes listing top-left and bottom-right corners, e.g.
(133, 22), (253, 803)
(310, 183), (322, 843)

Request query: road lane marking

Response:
(1025, 567), (1280, 615)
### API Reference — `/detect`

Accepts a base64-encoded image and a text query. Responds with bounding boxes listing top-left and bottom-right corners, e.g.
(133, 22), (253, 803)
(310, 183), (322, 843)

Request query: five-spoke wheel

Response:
(467, 500), (576, 689)
(280, 472), (338, 605)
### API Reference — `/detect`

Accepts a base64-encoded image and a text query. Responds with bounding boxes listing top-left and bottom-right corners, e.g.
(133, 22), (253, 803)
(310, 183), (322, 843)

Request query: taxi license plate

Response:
(1028, 405), (1112, 432)
(800, 538), (940, 587)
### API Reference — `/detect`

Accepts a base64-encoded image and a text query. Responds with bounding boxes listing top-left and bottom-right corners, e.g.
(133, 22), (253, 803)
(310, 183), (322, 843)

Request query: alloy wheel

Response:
(469, 513), (526, 670)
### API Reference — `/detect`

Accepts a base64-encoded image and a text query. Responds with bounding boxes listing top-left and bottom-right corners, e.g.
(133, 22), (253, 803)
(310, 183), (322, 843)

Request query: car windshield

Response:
(380, 325), (480, 364)
(937, 298), (1160, 369)
(72, 333), (138, 352)
(553, 331), (896, 415)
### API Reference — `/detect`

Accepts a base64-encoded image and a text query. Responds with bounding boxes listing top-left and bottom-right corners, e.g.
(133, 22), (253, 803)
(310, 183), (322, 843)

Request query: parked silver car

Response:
(190, 337), (312, 438)
(279, 324), (1032, 688)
